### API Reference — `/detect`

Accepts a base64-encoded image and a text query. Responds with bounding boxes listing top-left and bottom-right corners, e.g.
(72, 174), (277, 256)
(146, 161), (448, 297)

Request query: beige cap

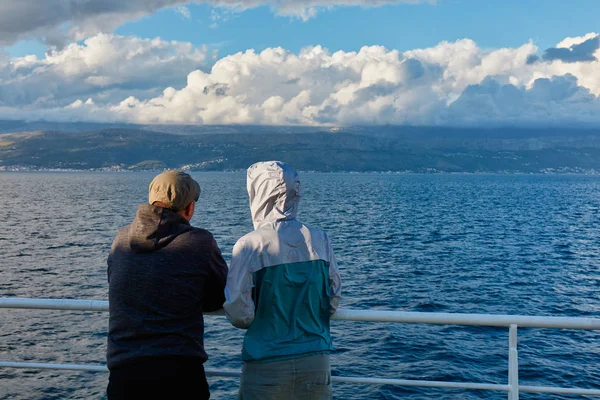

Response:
(148, 170), (200, 211)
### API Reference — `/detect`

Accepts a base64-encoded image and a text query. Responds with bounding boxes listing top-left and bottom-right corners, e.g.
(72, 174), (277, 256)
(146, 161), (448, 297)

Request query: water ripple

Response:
(1, 172), (600, 399)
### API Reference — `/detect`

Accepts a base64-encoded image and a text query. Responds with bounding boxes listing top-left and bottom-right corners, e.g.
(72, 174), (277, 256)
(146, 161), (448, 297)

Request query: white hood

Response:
(247, 161), (300, 230)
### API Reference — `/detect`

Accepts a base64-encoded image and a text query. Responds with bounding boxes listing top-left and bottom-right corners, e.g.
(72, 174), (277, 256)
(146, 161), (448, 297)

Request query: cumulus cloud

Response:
(0, 0), (431, 47)
(555, 32), (600, 49)
(447, 74), (600, 125)
(542, 34), (600, 63)
(1, 33), (600, 126)
(0, 34), (208, 108)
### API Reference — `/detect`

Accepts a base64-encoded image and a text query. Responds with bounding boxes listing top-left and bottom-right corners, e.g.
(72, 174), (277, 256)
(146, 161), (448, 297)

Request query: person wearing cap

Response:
(223, 161), (342, 400)
(106, 170), (228, 400)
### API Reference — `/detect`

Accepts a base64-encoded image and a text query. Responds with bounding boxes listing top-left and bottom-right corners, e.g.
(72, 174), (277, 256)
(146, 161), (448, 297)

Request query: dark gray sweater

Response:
(107, 204), (227, 369)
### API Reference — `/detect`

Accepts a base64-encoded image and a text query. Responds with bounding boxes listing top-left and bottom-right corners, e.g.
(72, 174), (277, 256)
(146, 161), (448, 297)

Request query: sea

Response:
(1, 171), (600, 399)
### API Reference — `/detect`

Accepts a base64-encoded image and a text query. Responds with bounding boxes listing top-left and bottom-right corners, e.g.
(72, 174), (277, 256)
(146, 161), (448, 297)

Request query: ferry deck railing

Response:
(1, 298), (600, 399)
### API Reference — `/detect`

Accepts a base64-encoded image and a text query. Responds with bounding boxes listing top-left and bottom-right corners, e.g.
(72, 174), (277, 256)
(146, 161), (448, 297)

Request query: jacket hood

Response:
(247, 161), (300, 229)
(129, 204), (192, 253)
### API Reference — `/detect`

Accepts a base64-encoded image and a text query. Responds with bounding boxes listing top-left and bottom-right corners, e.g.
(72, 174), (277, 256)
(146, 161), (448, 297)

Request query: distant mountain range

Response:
(1, 120), (600, 173)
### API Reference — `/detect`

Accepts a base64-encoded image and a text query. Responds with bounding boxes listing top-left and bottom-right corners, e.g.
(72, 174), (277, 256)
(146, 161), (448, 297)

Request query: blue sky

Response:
(6, 0), (600, 58)
(0, 0), (599, 126)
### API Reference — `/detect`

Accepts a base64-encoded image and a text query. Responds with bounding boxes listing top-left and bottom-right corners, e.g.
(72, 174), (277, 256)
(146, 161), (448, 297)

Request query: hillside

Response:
(1, 125), (600, 173)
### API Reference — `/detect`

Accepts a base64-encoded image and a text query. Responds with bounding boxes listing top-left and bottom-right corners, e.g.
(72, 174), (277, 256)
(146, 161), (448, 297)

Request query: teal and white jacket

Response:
(223, 161), (342, 363)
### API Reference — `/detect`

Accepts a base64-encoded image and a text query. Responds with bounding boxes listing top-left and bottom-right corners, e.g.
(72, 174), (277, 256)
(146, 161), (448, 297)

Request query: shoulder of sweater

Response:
(183, 226), (217, 242)
(112, 224), (131, 242)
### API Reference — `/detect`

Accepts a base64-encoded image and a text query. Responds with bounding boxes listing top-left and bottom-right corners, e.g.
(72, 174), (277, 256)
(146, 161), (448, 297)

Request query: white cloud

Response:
(447, 74), (600, 126)
(1, 32), (600, 127)
(0, 34), (208, 108)
(0, 0), (432, 47)
(556, 32), (599, 49)
(176, 5), (192, 18)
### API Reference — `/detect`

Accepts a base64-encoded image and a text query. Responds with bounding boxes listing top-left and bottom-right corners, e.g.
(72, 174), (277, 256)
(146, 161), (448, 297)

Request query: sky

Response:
(0, 0), (599, 127)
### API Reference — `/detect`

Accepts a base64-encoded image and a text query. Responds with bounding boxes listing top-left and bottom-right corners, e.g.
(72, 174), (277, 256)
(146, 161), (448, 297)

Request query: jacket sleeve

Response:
(223, 239), (255, 329)
(327, 235), (342, 316)
(107, 227), (127, 284)
(201, 236), (229, 313)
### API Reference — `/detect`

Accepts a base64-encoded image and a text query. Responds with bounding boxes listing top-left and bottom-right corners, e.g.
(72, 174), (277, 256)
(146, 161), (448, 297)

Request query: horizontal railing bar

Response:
(3, 362), (599, 395)
(2, 298), (600, 330)
(0, 298), (109, 312)
(330, 376), (508, 391)
(0, 362), (108, 372)
(520, 385), (600, 396)
(333, 309), (600, 330)
(0, 362), (507, 391)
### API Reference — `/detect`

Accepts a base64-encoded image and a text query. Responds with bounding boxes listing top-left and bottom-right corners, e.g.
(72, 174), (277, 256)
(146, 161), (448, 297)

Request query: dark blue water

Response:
(1, 172), (600, 399)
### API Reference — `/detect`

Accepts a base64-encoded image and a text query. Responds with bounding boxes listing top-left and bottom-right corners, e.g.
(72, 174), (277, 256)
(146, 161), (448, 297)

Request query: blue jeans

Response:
(238, 354), (332, 400)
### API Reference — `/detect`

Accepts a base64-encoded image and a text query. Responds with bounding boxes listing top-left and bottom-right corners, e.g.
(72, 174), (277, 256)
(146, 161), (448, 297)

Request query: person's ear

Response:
(180, 201), (195, 221)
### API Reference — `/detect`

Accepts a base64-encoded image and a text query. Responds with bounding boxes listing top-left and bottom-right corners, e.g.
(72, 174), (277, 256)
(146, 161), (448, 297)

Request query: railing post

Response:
(508, 324), (519, 400)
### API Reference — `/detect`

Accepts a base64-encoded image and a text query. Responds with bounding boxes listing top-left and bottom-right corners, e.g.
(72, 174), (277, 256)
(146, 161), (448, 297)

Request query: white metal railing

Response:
(1, 297), (600, 399)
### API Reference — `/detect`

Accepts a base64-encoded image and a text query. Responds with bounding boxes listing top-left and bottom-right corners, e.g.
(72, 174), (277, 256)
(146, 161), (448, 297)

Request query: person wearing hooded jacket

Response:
(224, 161), (342, 400)
(106, 170), (228, 400)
